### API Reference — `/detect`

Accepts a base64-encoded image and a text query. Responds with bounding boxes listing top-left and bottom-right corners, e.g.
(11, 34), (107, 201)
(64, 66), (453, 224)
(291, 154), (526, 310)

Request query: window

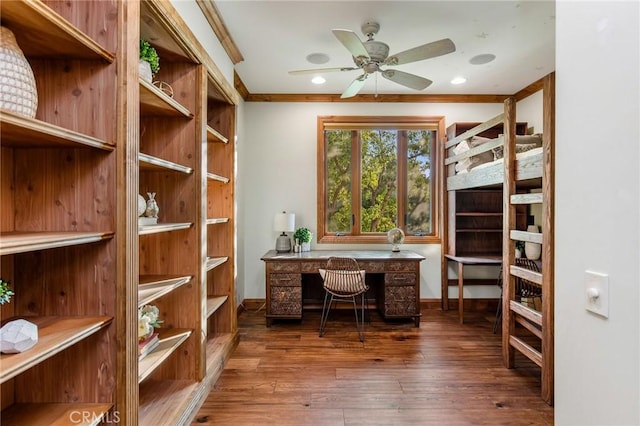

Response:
(317, 116), (444, 244)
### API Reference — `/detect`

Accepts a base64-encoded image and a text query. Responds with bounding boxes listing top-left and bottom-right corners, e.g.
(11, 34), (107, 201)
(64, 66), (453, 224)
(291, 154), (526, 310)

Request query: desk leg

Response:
(458, 262), (464, 324)
(442, 260), (449, 311)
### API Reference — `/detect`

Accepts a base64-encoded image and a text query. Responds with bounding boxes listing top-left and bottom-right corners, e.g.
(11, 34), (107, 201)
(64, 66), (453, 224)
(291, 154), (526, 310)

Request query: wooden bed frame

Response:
(441, 72), (555, 405)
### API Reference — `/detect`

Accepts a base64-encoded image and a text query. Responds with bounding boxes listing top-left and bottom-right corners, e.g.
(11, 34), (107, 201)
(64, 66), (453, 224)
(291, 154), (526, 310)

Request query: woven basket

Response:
(0, 26), (38, 118)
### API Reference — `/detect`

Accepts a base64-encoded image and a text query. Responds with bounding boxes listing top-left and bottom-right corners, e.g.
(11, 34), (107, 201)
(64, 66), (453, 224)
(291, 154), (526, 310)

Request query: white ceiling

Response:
(214, 1), (555, 96)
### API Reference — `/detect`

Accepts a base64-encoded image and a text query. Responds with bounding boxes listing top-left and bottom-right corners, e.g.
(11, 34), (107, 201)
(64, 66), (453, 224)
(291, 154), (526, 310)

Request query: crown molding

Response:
(196, 0), (244, 64)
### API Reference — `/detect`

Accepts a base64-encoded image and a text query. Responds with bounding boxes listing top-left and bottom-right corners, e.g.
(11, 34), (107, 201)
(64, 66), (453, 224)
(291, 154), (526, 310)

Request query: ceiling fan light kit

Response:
(289, 21), (456, 98)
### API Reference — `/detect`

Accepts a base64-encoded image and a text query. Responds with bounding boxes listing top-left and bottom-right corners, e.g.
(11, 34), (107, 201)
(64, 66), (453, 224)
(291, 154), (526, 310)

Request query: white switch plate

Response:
(585, 270), (609, 318)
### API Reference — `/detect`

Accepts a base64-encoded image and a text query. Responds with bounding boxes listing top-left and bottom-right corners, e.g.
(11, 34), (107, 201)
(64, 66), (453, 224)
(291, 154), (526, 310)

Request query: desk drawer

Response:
(301, 261), (326, 273)
(386, 262), (417, 272)
(270, 273), (301, 287)
(270, 286), (302, 316)
(358, 261), (385, 273)
(268, 262), (300, 273)
(385, 273), (416, 286)
(384, 286), (417, 316)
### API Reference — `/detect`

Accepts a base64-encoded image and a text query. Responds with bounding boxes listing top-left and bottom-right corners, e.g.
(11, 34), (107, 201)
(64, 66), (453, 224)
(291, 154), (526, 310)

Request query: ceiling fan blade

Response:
(332, 29), (370, 59)
(384, 38), (456, 66)
(288, 66), (359, 75)
(340, 74), (368, 99)
(381, 69), (432, 90)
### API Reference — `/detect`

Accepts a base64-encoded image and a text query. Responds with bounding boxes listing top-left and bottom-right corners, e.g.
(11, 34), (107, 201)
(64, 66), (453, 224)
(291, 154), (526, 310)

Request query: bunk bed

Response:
(441, 72), (555, 405)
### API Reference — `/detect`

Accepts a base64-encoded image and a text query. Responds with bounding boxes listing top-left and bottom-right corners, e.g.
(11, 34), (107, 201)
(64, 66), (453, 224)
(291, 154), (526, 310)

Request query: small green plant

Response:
(139, 39), (160, 76)
(515, 240), (525, 252)
(293, 227), (312, 243)
(0, 279), (14, 305)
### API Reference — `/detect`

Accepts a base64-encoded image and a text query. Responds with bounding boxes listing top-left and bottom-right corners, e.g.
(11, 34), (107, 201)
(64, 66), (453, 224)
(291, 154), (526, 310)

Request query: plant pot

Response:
(139, 60), (152, 83)
(515, 248), (522, 258)
(301, 241), (311, 252)
(0, 26), (38, 118)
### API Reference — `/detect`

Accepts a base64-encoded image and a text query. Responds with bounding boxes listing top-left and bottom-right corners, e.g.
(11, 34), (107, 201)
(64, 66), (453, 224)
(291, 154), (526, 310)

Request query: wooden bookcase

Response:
(1, 1), (238, 425)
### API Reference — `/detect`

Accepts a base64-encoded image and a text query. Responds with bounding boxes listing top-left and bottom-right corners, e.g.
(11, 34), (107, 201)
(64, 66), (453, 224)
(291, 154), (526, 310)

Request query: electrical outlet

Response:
(585, 270), (609, 318)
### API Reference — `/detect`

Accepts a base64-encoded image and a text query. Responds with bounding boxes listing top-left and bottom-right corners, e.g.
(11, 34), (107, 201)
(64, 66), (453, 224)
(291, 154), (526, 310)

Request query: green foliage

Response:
(139, 39), (160, 76)
(0, 279), (14, 305)
(516, 240), (526, 251)
(293, 227), (312, 243)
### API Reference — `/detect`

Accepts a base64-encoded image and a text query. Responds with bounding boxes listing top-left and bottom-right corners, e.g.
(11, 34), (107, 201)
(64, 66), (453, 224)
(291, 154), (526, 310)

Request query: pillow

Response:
(491, 143), (538, 160)
(515, 134), (543, 147)
(452, 137), (494, 173)
(319, 269), (367, 294)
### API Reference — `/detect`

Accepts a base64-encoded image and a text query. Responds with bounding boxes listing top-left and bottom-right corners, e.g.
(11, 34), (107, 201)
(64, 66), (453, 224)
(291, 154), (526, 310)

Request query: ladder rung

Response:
(509, 335), (543, 367)
(510, 230), (543, 244)
(511, 193), (543, 204)
(515, 314), (543, 338)
(510, 265), (543, 285)
(510, 300), (543, 326)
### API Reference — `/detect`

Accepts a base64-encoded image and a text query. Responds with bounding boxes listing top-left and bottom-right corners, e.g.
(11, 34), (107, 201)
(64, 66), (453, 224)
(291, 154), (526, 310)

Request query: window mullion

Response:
(397, 131), (408, 229)
(352, 130), (362, 236)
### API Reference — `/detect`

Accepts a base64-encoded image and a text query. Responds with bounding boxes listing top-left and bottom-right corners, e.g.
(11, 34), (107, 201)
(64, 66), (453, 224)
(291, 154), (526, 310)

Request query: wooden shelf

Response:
(207, 126), (229, 144)
(139, 379), (199, 426)
(138, 328), (192, 383)
(206, 257), (228, 271)
(0, 0), (114, 62)
(206, 217), (229, 225)
(1, 403), (113, 426)
(139, 79), (193, 118)
(138, 275), (192, 307)
(139, 153), (193, 174)
(456, 229), (503, 233)
(139, 223), (192, 236)
(0, 231), (114, 256)
(207, 172), (230, 183)
(206, 296), (228, 318)
(0, 111), (114, 150)
(0, 316), (112, 384)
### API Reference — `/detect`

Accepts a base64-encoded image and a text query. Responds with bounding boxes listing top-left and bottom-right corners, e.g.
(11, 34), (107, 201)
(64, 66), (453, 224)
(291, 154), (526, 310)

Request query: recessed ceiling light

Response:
(311, 76), (326, 85)
(451, 77), (467, 85)
(306, 53), (330, 64)
(469, 53), (496, 65)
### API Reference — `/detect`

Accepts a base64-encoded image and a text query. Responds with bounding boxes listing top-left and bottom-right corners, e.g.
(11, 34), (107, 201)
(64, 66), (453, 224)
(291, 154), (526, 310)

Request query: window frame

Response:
(317, 115), (444, 244)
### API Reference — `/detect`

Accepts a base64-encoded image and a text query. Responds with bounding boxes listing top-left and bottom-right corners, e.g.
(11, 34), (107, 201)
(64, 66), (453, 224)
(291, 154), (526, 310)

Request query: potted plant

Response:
(0, 278), (14, 305)
(293, 227), (312, 252)
(139, 39), (160, 83)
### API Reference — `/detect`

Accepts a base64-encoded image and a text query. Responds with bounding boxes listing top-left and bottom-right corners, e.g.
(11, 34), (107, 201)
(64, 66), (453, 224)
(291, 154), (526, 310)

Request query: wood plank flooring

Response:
(193, 307), (553, 425)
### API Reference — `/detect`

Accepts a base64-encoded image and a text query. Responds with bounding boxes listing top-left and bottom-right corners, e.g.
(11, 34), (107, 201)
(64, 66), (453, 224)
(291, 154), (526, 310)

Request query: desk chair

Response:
(318, 257), (369, 342)
(493, 257), (542, 333)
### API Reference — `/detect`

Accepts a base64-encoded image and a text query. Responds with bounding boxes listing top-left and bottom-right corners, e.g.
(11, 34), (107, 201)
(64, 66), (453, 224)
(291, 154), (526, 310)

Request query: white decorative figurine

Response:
(0, 318), (38, 353)
(145, 192), (159, 219)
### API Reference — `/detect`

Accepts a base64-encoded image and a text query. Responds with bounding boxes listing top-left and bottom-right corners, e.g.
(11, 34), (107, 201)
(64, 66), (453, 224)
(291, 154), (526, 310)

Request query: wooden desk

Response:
(261, 250), (425, 327)
(443, 255), (502, 324)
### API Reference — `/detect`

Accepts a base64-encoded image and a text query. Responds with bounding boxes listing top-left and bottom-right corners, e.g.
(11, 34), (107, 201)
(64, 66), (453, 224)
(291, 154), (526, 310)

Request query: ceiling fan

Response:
(289, 22), (456, 98)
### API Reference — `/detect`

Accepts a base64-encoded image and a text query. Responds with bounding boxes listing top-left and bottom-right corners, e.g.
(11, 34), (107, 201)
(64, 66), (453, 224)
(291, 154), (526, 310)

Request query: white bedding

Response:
(467, 146), (543, 172)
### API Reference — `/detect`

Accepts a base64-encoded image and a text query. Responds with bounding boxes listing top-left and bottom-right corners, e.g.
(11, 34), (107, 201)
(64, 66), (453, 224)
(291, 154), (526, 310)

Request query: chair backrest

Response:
(320, 257), (367, 296)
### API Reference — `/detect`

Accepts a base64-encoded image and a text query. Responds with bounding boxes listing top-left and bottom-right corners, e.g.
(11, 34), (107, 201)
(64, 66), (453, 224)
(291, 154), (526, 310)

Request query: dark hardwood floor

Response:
(193, 307), (553, 425)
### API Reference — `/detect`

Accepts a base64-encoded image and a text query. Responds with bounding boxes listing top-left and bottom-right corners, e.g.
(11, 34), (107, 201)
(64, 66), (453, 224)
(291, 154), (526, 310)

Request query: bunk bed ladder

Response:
(502, 72), (555, 406)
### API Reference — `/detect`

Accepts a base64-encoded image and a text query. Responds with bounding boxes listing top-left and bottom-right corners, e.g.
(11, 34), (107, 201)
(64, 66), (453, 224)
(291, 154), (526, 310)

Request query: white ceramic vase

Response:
(525, 225), (541, 260)
(139, 60), (153, 83)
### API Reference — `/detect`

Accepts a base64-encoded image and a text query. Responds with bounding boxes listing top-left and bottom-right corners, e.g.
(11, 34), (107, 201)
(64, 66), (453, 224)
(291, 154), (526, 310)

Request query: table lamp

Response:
(273, 211), (295, 252)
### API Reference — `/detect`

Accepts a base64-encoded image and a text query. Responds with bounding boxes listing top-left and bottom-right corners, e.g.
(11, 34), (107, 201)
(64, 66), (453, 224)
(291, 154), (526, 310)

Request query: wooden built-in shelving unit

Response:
(1, 0), (238, 424)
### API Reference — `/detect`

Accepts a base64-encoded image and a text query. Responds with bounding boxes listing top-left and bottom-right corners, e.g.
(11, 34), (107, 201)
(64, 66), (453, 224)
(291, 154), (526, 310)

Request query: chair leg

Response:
(351, 294), (365, 343)
(493, 289), (502, 334)
(319, 292), (333, 337)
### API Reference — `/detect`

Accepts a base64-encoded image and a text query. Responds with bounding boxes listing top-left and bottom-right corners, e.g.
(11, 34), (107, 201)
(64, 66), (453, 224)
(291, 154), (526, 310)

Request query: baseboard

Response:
(238, 298), (499, 314)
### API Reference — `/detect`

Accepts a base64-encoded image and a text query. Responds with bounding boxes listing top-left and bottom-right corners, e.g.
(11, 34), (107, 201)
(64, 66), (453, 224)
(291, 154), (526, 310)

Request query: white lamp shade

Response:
(273, 212), (295, 232)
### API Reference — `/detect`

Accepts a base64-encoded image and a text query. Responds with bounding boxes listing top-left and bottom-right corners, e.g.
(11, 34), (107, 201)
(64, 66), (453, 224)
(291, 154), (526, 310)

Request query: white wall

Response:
(555, 1), (639, 425)
(239, 102), (515, 300)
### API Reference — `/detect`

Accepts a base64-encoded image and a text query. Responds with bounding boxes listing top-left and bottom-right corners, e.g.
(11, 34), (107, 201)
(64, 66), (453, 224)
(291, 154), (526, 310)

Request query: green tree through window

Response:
(319, 116), (441, 243)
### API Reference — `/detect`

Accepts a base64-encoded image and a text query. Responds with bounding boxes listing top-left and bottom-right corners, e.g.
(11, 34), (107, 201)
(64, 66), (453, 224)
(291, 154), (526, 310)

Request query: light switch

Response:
(585, 270), (609, 318)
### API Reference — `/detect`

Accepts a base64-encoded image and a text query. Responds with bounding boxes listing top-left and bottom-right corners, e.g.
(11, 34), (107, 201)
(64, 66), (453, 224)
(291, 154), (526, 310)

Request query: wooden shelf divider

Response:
(138, 275), (193, 307)
(206, 296), (228, 318)
(138, 223), (193, 236)
(0, 231), (114, 256)
(139, 153), (193, 174)
(0, 0), (114, 61)
(138, 329), (192, 383)
(206, 257), (228, 271)
(0, 403), (113, 426)
(0, 111), (114, 150)
(206, 126), (229, 144)
(0, 316), (112, 384)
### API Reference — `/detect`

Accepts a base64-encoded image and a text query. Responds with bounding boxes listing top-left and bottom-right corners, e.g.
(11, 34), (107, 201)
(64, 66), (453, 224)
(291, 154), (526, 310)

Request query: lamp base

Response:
(275, 233), (291, 252)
